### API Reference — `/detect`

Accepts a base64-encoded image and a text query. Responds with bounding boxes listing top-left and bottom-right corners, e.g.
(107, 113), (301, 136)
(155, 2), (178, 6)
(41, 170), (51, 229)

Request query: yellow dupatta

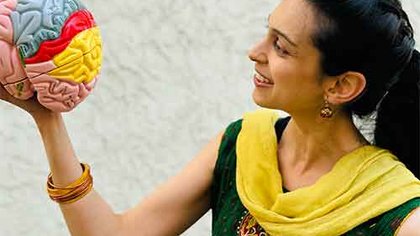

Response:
(236, 109), (420, 236)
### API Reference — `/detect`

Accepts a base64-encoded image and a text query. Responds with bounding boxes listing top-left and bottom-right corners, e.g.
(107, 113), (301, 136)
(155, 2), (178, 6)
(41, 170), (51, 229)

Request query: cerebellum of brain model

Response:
(0, 0), (102, 112)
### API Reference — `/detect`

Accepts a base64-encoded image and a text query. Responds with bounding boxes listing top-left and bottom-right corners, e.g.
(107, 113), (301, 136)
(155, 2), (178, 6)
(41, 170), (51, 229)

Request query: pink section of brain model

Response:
(0, 0), (102, 112)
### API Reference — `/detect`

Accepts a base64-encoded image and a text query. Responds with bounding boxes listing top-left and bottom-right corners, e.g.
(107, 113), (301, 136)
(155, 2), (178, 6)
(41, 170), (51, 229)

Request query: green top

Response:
(211, 117), (420, 236)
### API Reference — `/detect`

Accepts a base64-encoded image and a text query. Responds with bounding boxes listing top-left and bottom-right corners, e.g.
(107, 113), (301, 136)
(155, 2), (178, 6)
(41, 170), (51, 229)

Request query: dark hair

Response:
(306, 0), (420, 177)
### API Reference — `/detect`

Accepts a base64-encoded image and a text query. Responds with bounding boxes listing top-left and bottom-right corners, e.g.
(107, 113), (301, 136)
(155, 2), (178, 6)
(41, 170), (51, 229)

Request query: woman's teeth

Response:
(255, 71), (273, 84)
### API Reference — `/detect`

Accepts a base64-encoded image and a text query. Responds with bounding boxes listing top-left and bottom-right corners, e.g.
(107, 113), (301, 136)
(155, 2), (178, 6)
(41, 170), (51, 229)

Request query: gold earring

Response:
(320, 99), (334, 118)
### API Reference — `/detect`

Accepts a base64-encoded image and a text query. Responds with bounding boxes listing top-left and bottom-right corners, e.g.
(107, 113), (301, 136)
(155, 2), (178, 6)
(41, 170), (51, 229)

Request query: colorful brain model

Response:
(0, 0), (102, 112)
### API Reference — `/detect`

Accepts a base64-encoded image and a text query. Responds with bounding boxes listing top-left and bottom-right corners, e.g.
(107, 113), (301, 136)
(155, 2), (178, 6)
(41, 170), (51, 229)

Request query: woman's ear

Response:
(323, 71), (366, 105)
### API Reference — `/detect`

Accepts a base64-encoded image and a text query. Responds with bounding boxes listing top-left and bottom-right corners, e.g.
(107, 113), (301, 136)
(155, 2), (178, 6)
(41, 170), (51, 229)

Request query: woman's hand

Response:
(0, 85), (55, 118)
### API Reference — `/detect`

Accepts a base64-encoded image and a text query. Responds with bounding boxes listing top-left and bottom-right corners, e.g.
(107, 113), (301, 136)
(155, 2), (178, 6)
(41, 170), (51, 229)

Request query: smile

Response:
(254, 70), (274, 86)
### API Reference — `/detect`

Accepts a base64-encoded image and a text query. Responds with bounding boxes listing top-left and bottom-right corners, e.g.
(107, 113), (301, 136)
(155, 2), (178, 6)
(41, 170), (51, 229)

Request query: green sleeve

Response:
(211, 119), (247, 236)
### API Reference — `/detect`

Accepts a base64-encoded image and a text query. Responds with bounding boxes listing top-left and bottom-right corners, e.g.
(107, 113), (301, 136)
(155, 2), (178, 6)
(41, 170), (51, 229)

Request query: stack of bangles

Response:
(47, 163), (93, 204)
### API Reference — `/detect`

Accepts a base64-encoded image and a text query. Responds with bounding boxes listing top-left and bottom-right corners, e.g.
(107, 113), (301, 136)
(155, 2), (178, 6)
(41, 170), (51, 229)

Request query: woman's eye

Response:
(273, 38), (289, 56)
(265, 25), (289, 57)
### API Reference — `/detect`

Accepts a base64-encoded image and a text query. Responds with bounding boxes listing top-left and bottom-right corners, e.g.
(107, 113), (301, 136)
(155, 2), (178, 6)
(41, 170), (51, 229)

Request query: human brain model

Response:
(0, 0), (102, 112)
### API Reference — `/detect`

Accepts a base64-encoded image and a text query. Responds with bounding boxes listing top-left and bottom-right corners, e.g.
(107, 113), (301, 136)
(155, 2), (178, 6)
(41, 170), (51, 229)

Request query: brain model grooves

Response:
(0, 0), (102, 112)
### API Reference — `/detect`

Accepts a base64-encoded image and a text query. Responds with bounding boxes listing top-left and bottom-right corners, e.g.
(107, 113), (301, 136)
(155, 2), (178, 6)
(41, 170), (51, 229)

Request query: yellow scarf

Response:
(236, 109), (420, 236)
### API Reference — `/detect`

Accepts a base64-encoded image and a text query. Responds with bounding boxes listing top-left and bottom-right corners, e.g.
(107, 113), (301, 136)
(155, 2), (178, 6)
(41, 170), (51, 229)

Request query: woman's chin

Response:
(252, 90), (285, 110)
(252, 91), (273, 108)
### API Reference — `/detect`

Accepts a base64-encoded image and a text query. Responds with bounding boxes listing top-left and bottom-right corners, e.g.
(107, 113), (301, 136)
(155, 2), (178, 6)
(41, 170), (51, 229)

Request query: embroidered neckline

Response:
(237, 210), (268, 236)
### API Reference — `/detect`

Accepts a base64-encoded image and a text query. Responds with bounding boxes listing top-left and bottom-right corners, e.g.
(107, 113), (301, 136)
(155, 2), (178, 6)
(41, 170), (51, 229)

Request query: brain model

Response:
(0, 0), (102, 112)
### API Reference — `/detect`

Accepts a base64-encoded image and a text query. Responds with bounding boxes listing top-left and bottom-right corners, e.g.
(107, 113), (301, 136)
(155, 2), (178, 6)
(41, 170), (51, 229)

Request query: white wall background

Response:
(0, 0), (419, 235)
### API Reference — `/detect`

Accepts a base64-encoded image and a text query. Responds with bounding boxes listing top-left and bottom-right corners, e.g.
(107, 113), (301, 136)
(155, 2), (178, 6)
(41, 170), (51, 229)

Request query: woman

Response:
(1, 0), (419, 235)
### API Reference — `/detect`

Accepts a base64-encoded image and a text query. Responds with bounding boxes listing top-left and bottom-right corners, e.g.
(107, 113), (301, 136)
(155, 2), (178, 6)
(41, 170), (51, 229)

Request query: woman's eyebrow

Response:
(267, 14), (298, 48)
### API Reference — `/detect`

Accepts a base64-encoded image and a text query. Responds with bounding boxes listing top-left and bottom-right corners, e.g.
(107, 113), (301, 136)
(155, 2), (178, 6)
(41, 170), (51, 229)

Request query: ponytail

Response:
(375, 50), (420, 178)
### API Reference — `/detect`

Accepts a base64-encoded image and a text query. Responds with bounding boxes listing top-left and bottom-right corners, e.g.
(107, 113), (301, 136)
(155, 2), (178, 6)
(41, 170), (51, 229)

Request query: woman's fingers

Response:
(0, 85), (51, 115)
(0, 85), (18, 104)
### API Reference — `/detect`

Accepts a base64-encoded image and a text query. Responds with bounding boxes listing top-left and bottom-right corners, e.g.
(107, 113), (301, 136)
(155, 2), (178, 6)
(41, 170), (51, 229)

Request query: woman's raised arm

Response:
(1, 86), (224, 236)
(119, 129), (224, 235)
(35, 112), (121, 236)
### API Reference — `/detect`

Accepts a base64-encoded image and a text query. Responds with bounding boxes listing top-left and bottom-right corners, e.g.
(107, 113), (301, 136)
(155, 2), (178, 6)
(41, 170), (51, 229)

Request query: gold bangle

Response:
(46, 163), (93, 204)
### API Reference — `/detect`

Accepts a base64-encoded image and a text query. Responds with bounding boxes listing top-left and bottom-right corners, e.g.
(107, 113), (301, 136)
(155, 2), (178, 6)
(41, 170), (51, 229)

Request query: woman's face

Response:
(248, 0), (325, 116)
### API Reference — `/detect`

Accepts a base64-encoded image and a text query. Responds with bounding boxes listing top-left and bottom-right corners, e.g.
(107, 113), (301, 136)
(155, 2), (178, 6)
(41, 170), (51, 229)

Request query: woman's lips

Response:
(254, 70), (274, 87)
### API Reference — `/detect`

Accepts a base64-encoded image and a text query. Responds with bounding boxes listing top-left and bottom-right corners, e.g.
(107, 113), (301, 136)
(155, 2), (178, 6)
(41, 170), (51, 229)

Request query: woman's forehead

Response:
(269, 0), (316, 46)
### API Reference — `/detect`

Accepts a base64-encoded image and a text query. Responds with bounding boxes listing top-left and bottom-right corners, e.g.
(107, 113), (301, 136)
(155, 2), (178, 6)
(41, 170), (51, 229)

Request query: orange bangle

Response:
(46, 163), (93, 204)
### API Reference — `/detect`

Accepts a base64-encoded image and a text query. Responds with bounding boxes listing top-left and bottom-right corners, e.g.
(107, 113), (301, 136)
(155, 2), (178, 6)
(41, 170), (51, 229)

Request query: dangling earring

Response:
(320, 99), (334, 118)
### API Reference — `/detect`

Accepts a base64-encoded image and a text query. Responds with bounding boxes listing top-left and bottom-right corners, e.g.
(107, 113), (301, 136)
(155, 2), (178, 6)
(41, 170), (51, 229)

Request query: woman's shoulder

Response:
(395, 206), (420, 236)
(221, 118), (243, 142)
(215, 115), (290, 174)
(348, 198), (420, 235)
(217, 115), (291, 159)
(221, 115), (291, 140)
(377, 197), (420, 235)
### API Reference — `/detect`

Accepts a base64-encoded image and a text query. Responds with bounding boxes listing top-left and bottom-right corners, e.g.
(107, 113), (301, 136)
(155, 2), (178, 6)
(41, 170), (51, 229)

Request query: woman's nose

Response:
(248, 38), (268, 64)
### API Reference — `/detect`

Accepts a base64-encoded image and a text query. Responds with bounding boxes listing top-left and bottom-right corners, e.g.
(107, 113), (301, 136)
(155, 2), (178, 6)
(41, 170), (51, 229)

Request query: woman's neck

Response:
(279, 112), (369, 174)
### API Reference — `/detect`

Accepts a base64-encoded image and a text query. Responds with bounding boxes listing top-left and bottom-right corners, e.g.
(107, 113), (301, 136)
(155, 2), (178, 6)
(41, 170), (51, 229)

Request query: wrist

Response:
(32, 111), (62, 126)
